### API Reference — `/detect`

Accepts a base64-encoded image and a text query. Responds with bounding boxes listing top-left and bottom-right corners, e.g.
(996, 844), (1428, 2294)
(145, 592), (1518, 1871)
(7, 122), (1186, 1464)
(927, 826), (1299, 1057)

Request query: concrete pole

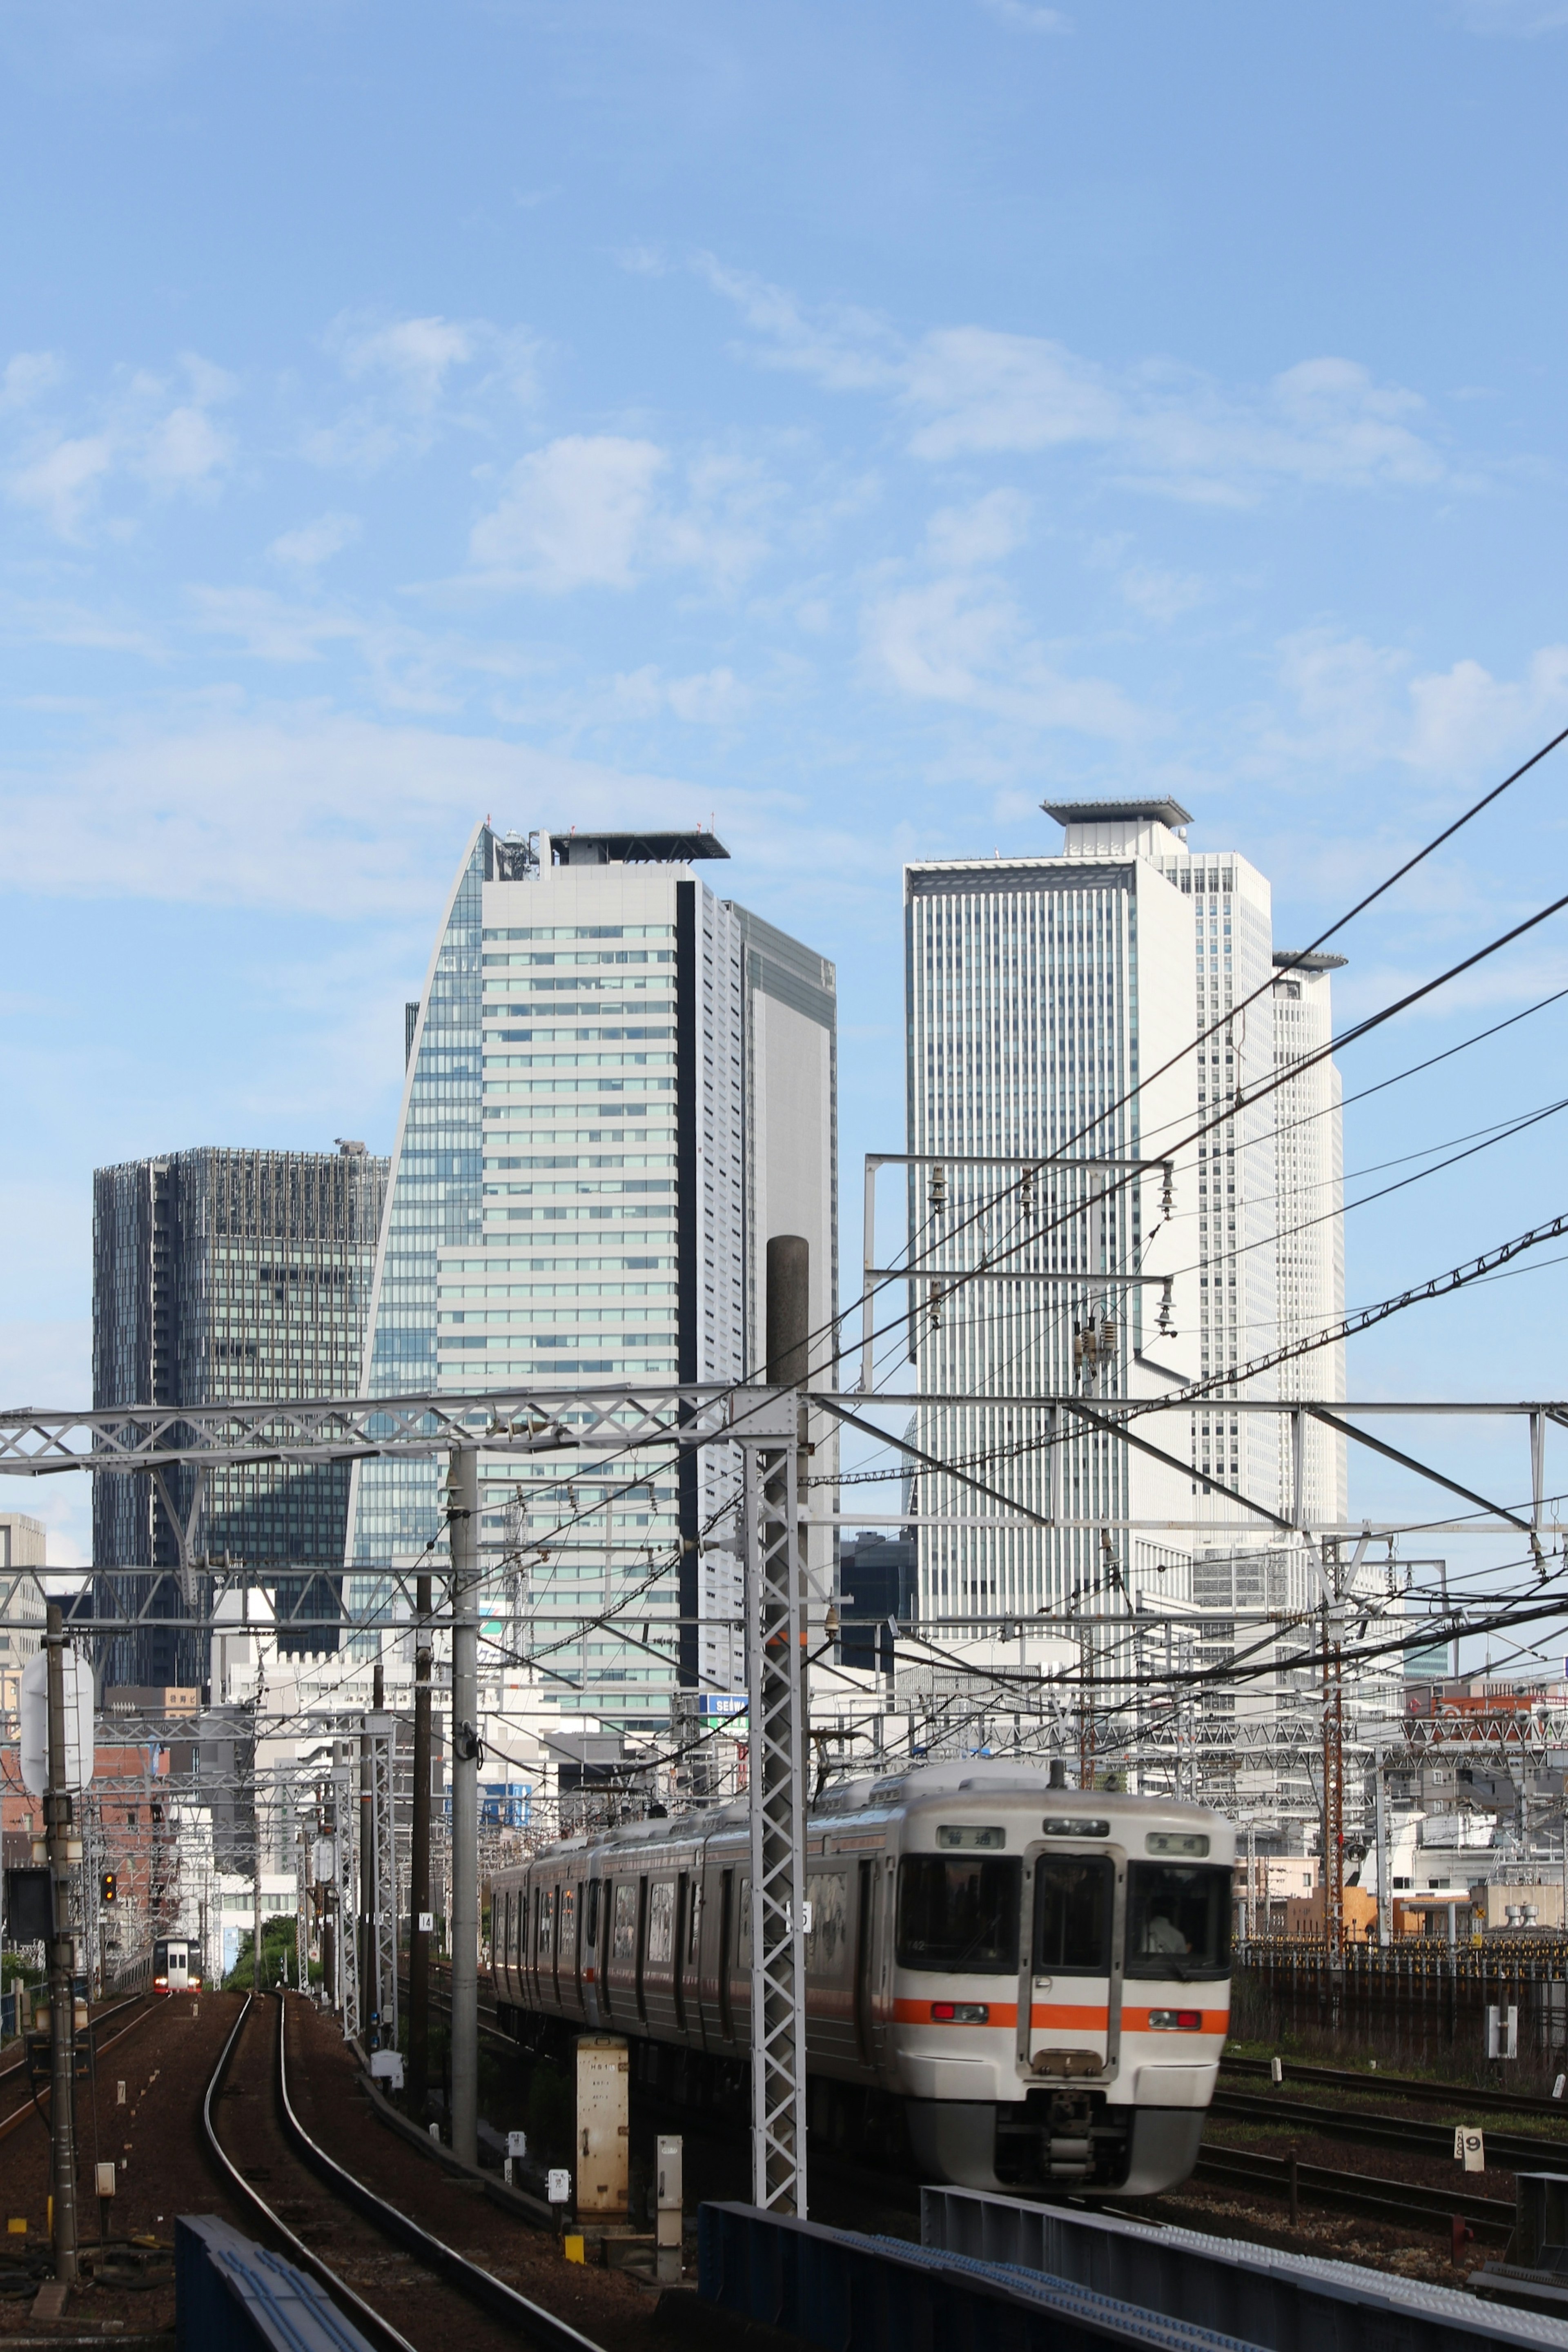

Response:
(449, 1445), (480, 2165)
(1374, 1748), (1390, 1946)
(766, 1236), (811, 1797)
(408, 1571), (432, 2118)
(44, 1605), (79, 2283)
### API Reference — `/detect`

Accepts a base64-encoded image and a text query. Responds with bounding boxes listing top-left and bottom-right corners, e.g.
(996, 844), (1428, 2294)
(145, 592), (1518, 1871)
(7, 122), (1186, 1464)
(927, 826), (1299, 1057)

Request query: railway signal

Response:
(100, 1871), (117, 1905)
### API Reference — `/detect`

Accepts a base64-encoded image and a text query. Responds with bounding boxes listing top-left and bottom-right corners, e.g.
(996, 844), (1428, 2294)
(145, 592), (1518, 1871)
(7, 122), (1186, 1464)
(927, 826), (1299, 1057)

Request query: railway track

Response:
(1193, 2145), (1516, 2237)
(0, 1991), (157, 2148)
(1209, 2085), (1568, 2172)
(1222, 2051), (1568, 2119)
(204, 1993), (606, 2352)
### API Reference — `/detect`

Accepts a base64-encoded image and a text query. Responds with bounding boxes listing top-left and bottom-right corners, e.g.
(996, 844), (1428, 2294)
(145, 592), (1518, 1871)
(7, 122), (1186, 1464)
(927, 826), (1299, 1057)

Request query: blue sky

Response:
(6, 0), (1568, 1642)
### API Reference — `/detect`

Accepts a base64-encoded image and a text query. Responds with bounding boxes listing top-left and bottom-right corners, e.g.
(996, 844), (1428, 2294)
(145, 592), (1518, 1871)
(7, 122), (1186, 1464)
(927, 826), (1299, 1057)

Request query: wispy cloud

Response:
(1262, 629), (1568, 780)
(2, 349), (235, 539)
(864, 575), (1145, 738)
(305, 310), (540, 471)
(267, 511), (361, 569)
(468, 434), (773, 593)
(697, 265), (1452, 504)
(977, 0), (1071, 32)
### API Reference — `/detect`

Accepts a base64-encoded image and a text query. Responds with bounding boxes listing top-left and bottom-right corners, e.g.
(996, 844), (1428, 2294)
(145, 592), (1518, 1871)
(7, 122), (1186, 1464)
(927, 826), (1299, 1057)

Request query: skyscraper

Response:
(903, 799), (1347, 1637)
(345, 823), (836, 1732)
(92, 1144), (388, 1687)
(903, 805), (1200, 1630)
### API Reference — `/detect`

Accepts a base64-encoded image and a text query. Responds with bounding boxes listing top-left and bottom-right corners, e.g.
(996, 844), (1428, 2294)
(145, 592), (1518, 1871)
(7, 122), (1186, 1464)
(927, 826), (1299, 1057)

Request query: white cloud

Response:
(9, 433), (115, 537)
(864, 576), (1144, 737)
(2, 349), (235, 537)
(612, 664), (751, 723)
(471, 434), (666, 588)
(978, 0), (1072, 31)
(307, 311), (540, 470)
(925, 488), (1030, 569)
(700, 266), (1449, 503)
(1265, 629), (1568, 779)
(1117, 563), (1205, 623)
(1, 352), (64, 412)
(268, 512), (362, 569)
(469, 435), (773, 594)
(0, 710), (729, 919)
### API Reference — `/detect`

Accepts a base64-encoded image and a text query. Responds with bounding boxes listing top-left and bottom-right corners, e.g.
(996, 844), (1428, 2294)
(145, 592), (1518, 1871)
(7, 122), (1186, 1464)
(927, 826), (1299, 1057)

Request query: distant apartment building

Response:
(92, 1145), (388, 1688)
(0, 1513), (46, 1722)
(345, 822), (837, 1732)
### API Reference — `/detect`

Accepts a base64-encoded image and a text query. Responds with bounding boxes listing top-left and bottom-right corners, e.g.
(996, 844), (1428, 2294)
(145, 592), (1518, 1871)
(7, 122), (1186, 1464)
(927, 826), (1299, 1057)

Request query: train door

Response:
(1022, 1841), (1123, 2081)
(853, 1860), (875, 2070)
(671, 1874), (688, 2034)
(558, 1883), (579, 2013)
(167, 1942), (189, 1991)
(717, 1869), (735, 2042)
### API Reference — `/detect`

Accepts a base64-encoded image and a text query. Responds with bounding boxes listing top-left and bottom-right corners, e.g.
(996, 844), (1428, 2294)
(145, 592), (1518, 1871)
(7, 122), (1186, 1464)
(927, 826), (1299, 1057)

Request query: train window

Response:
(509, 1892), (522, 1967)
(805, 1872), (849, 1975)
(538, 1887), (554, 1960)
(1125, 1864), (1232, 1980)
(685, 1880), (702, 1964)
(611, 1882), (639, 1963)
(560, 1886), (577, 1962)
(646, 1881), (676, 1965)
(1033, 1857), (1112, 1974)
(738, 1878), (751, 1965)
(584, 1880), (599, 1949)
(895, 1857), (1021, 1975)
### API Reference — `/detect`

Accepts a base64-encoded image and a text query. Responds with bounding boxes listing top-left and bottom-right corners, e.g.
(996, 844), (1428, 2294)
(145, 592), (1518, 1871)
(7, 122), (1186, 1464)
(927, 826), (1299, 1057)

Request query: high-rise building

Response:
(903, 805), (1200, 1630)
(345, 823), (836, 1734)
(92, 1145), (389, 1688)
(903, 799), (1347, 1657)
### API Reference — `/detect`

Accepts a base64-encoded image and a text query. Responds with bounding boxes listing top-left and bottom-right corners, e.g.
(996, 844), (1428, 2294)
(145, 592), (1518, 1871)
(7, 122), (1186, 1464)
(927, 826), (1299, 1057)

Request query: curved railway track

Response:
(204, 1993), (606, 2352)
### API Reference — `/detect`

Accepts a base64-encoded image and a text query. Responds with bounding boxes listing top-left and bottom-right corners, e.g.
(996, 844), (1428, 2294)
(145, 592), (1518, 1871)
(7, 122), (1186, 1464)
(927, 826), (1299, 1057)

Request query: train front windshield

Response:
(1124, 1865), (1232, 1979)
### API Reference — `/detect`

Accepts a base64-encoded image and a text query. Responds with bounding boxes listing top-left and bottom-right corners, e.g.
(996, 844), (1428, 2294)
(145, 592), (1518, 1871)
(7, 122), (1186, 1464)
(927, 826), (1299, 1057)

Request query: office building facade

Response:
(903, 799), (1348, 1642)
(92, 1145), (388, 1687)
(345, 823), (836, 1731)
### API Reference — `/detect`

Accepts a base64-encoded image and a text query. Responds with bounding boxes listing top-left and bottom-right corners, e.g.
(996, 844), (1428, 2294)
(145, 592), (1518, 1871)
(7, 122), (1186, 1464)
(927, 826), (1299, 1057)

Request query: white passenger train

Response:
(490, 1760), (1233, 2194)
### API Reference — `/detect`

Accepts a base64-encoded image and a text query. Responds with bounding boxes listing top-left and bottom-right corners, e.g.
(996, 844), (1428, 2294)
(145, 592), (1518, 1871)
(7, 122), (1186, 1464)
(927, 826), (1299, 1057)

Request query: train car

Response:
(152, 1938), (200, 1993)
(490, 1760), (1232, 2194)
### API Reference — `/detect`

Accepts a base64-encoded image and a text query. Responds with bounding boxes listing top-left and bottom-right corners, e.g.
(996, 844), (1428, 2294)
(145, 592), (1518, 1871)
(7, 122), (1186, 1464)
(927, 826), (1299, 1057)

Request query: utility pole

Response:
(360, 1657), (383, 2040)
(408, 1571), (432, 2119)
(1321, 1542), (1345, 1961)
(766, 1235), (812, 1795)
(448, 1445), (480, 2167)
(729, 1236), (811, 2218)
(43, 1605), (79, 2284)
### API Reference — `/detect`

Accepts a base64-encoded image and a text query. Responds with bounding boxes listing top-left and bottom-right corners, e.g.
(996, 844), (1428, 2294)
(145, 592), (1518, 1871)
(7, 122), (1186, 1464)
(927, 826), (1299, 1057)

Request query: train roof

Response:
(496, 1760), (1228, 1871)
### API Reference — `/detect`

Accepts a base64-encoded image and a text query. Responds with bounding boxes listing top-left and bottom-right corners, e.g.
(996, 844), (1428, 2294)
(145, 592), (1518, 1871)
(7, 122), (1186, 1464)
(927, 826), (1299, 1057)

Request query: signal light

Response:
(100, 1871), (117, 1905)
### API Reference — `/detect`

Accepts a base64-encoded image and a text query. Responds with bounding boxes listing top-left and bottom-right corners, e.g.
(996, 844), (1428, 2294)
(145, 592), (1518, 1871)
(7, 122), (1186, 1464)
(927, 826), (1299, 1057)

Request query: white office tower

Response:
(906, 802), (1348, 1796)
(903, 805), (1201, 1639)
(345, 824), (836, 1744)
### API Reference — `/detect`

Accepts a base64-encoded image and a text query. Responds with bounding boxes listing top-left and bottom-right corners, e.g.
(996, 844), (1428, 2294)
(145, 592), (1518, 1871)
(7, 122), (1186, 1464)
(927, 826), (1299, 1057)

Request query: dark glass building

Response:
(92, 1145), (388, 1688)
(837, 1530), (918, 1668)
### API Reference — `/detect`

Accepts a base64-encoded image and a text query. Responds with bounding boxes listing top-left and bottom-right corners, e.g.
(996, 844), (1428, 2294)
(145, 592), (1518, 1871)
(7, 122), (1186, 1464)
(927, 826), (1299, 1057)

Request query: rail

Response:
(1222, 2051), (1568, 2117)
(274, 1993), (604, 2352)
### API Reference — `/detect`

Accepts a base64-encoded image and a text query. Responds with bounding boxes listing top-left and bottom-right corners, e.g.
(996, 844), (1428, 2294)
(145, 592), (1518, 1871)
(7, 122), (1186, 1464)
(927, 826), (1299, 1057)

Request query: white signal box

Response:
(575, 2035), (629, 2215)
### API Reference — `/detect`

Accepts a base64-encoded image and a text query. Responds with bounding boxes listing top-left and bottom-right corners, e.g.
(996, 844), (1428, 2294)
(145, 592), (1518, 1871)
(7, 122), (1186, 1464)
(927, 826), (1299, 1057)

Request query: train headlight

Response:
(1149, 2009), (1202, 2031)
(930, 2002), (989, 2024)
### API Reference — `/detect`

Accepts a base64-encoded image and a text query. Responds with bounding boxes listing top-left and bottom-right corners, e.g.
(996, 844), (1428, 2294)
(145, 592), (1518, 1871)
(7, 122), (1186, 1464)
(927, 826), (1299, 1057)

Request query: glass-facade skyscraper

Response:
(92, 1144), (388, 1688)
(345, 822), (836, 1734)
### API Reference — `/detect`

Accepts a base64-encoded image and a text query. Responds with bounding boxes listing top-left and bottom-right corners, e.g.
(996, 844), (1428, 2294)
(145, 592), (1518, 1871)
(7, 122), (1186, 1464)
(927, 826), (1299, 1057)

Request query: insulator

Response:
(1020, 1169), (1036, 1218)
(1098, 1316), (1118, 1356)
(930, 1163), (947, 1215)
(1160, 1162), (1175, 1216)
